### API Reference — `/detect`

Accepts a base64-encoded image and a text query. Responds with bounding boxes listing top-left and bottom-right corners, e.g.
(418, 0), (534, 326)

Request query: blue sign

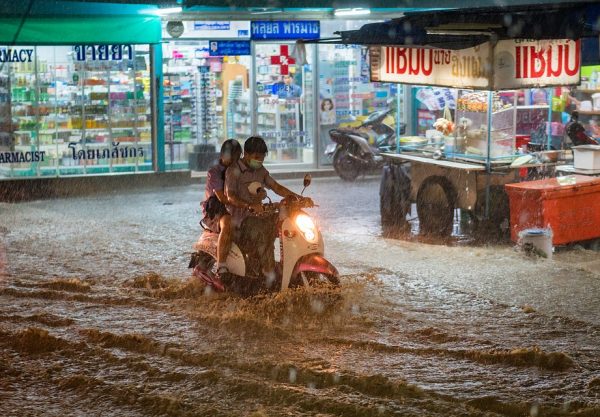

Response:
(251, 21), (320, 40)
(208, 41), (251, 56)
(194, 22), (231, 31)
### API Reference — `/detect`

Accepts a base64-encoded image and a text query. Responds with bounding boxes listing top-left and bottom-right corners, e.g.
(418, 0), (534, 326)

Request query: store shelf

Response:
(39, 129), (74, 134)
(492, 106), (515, 115)
(516, 105), (550, 109)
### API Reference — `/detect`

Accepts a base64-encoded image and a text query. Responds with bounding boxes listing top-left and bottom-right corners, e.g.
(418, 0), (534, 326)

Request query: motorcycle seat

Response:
(330, 128), (369, 140)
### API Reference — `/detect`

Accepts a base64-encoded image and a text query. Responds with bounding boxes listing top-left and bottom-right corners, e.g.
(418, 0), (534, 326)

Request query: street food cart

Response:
(370, 39), (583, 237)
(320, 3), (600, 239)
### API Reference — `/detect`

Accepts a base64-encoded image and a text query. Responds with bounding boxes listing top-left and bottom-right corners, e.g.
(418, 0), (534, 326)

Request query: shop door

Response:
(254, 42), (315, 166)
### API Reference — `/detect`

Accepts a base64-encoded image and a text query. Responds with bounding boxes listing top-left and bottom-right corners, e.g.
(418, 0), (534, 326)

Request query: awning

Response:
(0, 15), (162, 45)
(0, 0), (162, 45)
(182, 0), (584, 8)
(336, 3), (599, 49)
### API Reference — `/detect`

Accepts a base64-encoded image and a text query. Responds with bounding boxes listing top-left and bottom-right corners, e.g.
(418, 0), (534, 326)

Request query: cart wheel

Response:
(333, 144), (361, 182)
(380, 164), (411, 234)
(474, 186), (510, 240)
(416, 176), (456, 237)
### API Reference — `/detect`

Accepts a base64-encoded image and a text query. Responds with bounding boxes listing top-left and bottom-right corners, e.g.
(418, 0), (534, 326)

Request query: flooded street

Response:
(1, 177), (599, 416)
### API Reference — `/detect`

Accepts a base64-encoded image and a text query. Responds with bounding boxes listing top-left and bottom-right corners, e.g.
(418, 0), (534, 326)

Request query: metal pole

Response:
(485, 90), (493, 219)
(313, 43), (320, 168)
(396, 83), (401, 152)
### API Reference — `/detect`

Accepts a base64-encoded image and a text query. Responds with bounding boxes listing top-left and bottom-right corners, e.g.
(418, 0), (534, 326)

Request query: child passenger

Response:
(198, 139), (242, 278)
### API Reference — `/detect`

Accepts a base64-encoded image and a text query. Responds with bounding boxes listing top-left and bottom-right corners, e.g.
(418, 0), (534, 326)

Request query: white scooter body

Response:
(192, 186), (337, 291)
(278, 207), (325, 290)
(192, 234), (246, 277)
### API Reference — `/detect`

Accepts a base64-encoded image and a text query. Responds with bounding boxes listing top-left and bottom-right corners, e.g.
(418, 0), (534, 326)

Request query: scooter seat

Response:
(330, 128), (369, 140)
(193, 231), (218, 252)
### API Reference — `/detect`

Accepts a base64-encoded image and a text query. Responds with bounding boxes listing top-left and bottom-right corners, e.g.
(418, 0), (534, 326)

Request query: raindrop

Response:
(503, 14), (513, 27)
(351, 304), (360, 315)
(403, 21), (412, 32)
(378, 405), (386, 414)
(310, 298), (325, 314)
(333, 372), (341, 384)
(203, 286), (213, 296)
(265, 271), (276, 288)
(289, 367), (297, 383)
(308, 382), (316, 390)
(530, 404), (539, 417)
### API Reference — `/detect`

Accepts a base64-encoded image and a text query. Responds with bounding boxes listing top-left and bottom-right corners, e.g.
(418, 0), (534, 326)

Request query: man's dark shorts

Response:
(237, 214), (278, 267)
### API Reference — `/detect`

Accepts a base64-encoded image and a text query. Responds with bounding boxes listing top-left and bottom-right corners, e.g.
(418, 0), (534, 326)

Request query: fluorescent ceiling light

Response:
(250, 8), (283, 15)
(152, 7), (183, 15)
(334, 8), (371, 17)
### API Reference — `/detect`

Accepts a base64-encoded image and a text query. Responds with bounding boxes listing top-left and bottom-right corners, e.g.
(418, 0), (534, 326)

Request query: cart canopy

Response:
(334, 3), (600, 65)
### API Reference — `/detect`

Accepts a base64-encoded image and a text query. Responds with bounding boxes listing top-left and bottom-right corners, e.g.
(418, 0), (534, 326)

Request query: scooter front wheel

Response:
(298, 271), (340, 288)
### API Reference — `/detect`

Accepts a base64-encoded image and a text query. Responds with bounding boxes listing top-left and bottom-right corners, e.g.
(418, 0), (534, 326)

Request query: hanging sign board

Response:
(208, 40), (251, 56)
(493, 39), (581, 89)
(162, 21), (251, 39)
(251, 21), (320, 40)
(370, 43), (492, 89)
(370, 39), (581, 90)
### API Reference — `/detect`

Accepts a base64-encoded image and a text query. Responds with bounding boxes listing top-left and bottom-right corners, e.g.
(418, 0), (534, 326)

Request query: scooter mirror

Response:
(301, 174), (312, 196)
(303, 174), (312, 188)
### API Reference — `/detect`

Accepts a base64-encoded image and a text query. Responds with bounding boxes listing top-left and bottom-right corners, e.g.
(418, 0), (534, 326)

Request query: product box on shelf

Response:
(573, 145), (600, 170)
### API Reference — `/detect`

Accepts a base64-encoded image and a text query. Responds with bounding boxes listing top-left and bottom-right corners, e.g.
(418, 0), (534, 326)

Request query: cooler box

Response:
(573, 145), (600, 170)
(505, 175), (600, 245)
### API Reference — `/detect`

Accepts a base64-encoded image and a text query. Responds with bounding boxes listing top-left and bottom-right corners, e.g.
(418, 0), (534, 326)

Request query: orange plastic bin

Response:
(505, 175), (600, 245)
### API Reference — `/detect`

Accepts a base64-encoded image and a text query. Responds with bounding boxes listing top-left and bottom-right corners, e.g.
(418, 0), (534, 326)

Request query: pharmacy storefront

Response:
(162, 19), (405, 170)
(0, 14), (161, 179)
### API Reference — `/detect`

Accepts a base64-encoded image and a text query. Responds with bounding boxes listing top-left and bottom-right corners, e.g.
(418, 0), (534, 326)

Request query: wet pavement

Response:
(1, 177), (599, 416)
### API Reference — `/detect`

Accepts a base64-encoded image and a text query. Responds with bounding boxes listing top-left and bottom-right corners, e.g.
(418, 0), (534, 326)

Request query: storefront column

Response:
(151, 43), (165, 172)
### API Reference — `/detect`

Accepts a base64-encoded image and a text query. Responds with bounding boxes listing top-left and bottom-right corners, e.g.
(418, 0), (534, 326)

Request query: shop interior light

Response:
(153, 7), (183, 15)
(334, 8), (371, 17)
(250, 8), (283, 15)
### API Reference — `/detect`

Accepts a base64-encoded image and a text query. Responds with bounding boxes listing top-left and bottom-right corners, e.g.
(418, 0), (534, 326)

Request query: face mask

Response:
(248, 159), (263, 170)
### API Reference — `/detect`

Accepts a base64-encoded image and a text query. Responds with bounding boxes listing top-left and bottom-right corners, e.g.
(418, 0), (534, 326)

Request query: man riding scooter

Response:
(225, 136), (312, 287)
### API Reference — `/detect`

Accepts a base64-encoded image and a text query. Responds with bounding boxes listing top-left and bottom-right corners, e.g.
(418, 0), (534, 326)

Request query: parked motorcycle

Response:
(188, 175), (339, 294)
(326, 108), (405, 181)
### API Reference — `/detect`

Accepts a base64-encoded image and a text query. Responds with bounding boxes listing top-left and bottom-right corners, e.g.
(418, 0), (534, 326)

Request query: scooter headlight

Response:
(295, 213), (317, 243)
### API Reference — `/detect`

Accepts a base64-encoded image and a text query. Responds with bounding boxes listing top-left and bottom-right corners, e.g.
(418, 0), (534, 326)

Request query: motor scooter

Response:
(325, 108), (405, 181)
(189, 175), (339, 294)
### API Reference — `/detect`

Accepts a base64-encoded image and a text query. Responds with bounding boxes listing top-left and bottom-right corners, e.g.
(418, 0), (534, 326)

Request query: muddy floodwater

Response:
(1, 177), (599, 416)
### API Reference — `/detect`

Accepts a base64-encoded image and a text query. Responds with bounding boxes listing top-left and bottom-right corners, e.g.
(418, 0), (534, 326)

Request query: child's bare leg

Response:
(217, 214), (232, 267)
